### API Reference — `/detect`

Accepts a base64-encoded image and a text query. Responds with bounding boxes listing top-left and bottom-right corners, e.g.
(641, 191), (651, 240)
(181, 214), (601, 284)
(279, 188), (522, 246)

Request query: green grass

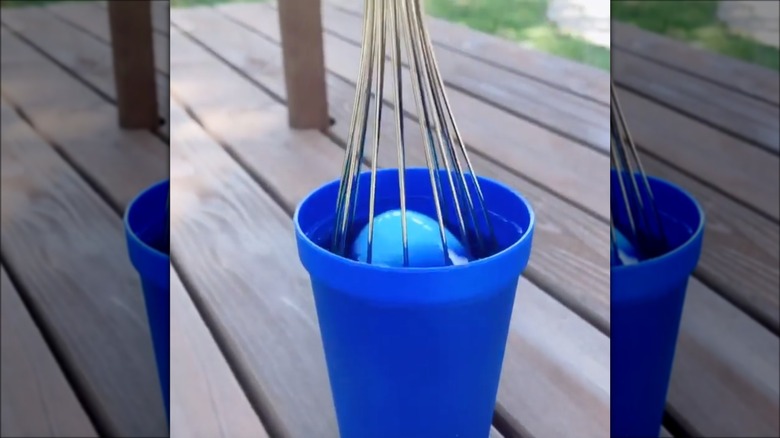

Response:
(425, 0), (610, 70)
(612, 0), (779, 71)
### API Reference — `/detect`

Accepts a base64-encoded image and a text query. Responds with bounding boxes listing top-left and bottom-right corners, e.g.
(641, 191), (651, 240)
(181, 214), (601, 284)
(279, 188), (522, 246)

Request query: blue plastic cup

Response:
(124, 180), (170, 422)
(611, 171), (705, 438)
(294, 168), (534, 438)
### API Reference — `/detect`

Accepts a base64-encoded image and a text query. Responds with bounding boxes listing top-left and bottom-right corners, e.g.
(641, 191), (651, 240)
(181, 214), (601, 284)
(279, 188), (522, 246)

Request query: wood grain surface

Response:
(169, 97), (338, 437)
(670, 278), (780, 437)
(0, 99), (167, 436)
(218, 2), (611, 220)
(0, 28), (167, 212)
(170, 267), (269, 438)
(612, 21), (780, 106)
(0, 7), (169, 134)
(1, 265), (98, 438)
(612, 48), (780, 154)
(168, 22), (610, 437)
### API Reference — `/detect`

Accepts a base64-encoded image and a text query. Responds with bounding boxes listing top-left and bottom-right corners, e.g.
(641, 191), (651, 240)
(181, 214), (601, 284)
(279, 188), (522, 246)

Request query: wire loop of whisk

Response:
(331, 0), (496, 266)
(610, 83), (668, 263)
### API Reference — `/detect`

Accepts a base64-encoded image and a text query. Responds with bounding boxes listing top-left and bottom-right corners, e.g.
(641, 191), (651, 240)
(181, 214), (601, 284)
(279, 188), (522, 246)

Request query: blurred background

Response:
(611, 1), (779, 437)
(1, 0), (168, 436)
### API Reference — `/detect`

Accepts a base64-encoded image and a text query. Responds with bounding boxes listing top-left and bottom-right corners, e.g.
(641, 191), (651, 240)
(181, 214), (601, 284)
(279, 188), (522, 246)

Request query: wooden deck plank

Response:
(0, 28), (167, 211)
(168, 78), (609, 438)
(613, 48), (780, 154)
(170, 267), (269, 438)
(612, 21), (780, 106)
(327, 0), (609, 106)
(171, 3), (611, 339)
(168, 96), (338, 437)
(670, 278), (780, 437)
(0, 99), (167, 436)
(313, 3), (608, 153)
(0, 7), (169, 135)
(614, 86), (780, 222)
(218, 2), (610, 221)
(168, 7), (780, 436)
(47, 0), (169, 75)
(1, 265), (98, 438)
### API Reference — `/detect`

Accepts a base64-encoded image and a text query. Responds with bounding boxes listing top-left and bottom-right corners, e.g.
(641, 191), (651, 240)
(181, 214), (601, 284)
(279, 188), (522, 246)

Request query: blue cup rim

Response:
(294, 168), (535, 275)
(611, 174), (705, 274)
(124, 179), (170, 262)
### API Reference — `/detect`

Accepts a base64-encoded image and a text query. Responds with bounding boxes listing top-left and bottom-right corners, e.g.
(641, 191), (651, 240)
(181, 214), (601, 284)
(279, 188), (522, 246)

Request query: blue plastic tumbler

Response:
(295, 168), (534, 438)
(611, 171), (705, 438)
(124, 180), (170, 422)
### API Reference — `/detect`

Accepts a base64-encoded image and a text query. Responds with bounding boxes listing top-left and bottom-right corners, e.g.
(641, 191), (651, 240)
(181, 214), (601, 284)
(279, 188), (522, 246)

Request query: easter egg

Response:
(350, 209), (473, 267)
(612, 227), (639, 266)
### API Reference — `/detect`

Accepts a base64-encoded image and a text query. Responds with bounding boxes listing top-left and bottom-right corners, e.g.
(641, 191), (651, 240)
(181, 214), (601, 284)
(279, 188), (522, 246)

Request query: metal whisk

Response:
(330, 0), (495, 266)
(610, 83), (668, 264)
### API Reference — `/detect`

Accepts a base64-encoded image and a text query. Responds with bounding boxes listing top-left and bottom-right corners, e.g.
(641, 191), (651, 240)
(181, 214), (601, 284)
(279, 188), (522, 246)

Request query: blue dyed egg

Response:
(350, 209), (473, 267)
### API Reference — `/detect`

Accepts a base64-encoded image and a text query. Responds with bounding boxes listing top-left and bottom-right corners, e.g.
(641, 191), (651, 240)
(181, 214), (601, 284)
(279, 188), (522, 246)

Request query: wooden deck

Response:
(1, 2), (169, 437)
(1, 1), (777, 438)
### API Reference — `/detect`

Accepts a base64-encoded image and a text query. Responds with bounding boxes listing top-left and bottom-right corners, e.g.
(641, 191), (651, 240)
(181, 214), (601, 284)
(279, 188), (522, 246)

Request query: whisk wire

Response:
(332, 0), (498, 265)
(366, 0), (387, 264)
(610, 82), (669, 261)
(333, 0), (376, 254)
(388, 0), (409, 266)
(400, 0), (450, 265)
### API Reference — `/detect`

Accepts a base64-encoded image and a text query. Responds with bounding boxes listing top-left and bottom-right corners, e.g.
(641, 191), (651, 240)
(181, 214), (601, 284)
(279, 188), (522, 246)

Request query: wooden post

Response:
(107, 0), (158, 129)
(277, 0), (330, 130)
